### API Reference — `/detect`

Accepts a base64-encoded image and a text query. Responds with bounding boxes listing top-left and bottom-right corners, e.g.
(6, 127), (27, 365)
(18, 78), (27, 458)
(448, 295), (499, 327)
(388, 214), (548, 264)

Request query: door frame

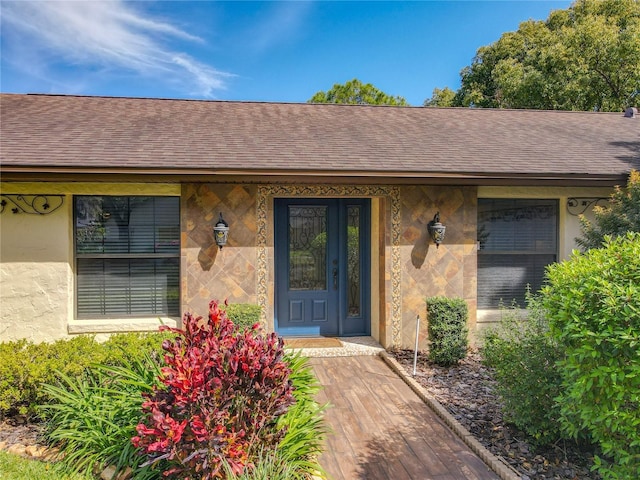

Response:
(274, 198), (371, 337)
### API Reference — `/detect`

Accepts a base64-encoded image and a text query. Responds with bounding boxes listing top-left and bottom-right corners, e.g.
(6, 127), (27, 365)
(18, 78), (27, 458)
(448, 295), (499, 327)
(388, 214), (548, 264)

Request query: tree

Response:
(309, 78), (408, 106)
(427, 0), (640, 111)
(577, 170), (640, 250)
(423, 87), (456, 107)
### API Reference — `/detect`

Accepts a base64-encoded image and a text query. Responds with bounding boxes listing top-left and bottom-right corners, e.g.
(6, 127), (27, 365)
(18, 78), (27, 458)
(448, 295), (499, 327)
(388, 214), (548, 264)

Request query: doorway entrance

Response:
(275, 198), (370, 336)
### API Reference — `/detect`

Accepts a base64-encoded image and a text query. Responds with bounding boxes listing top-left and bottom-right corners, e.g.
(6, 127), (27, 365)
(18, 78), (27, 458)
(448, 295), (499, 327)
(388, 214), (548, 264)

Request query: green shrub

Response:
(224, 303), (262, 330)
(0, 336), (104, 418)
(102, 332), (170, 366)
(0, 332), (168, 419)
(543, 233), (640, 479)
(40, 354), (162, 479)
(481, 292), (565, 445)
(578, 170), (640, 250)
(426, 297), (468, 366)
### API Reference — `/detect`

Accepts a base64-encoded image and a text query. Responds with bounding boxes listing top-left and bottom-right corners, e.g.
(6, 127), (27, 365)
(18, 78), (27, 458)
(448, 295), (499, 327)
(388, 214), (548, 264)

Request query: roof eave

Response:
(0, 165), (630, 187)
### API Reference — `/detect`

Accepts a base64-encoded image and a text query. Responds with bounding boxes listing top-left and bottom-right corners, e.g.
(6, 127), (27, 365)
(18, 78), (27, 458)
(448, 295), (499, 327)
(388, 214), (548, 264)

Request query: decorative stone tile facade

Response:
(399, 186), (478, 349)
(181, 182), (477, 349)
(182, 184), (259, 317)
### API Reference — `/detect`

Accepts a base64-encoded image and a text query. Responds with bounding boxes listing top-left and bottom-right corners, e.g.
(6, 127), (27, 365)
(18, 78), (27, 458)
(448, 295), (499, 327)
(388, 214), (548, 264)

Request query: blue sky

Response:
(1, 1), (571, 106)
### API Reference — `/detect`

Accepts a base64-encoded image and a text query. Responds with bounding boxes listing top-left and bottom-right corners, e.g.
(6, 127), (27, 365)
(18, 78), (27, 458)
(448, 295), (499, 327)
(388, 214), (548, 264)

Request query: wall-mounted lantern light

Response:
(213, 212), (229, 249)
(428, 212), (446, 248)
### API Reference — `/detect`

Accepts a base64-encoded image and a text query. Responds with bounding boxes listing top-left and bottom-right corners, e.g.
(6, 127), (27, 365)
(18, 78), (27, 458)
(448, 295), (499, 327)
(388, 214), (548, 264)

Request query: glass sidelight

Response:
(346, 205), (361, 317)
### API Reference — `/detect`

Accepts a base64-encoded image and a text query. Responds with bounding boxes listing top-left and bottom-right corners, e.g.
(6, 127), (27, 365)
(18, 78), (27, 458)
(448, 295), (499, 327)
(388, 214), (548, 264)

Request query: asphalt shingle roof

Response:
(1, 93), (638, 184)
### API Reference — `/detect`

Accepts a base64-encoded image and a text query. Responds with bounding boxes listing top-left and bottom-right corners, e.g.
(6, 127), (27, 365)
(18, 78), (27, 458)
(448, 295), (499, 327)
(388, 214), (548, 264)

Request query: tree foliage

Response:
(577, 170), (640, 250)
(427, 0), (640, 111)
(423, 87), (456, 107)
(309, 78), (408, 106)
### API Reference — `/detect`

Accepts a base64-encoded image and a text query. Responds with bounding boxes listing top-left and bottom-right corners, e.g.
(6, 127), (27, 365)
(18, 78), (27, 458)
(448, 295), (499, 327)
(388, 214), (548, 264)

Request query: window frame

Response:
(477, 198), (559, 309)
(73, 195), (181, 320)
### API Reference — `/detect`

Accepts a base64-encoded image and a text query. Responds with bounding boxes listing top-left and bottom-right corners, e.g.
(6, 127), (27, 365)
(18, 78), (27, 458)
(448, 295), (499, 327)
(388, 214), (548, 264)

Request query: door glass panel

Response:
(289, 206), (327, 291)
(347, 206), (361, 316)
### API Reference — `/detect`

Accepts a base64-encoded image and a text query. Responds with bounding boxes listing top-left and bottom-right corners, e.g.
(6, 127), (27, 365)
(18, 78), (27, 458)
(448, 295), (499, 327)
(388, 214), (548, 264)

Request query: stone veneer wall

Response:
(182, 184), (259, 318)
(182, 182), (478, 350)
(399, 186), (478, 349)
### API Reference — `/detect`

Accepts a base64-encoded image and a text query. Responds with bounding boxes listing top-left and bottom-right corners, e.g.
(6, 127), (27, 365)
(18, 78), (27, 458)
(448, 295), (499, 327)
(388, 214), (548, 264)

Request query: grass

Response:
(0, 450), (93, 480)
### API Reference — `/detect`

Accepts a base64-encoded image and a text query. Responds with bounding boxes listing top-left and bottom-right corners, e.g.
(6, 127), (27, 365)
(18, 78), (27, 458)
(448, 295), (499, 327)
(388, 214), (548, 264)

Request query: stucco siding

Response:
(0, 190), (71, 341)
(0, 183), (180, 342)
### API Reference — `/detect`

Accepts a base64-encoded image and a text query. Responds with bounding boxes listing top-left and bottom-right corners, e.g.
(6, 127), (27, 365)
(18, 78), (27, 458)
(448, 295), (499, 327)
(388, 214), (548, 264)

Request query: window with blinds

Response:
(477, 199), (558, 309)
(74, 196), (180, 318)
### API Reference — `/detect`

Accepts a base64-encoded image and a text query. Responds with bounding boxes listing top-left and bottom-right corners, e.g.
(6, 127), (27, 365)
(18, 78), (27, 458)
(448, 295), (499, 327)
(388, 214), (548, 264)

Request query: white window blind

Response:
(74, 196), (180, 318)
(477, 199), (558, 308)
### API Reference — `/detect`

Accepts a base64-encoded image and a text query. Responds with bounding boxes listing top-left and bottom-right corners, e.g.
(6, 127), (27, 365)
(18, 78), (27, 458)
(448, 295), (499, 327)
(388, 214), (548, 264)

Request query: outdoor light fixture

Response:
(213, 212), (229, 249)
(428, 212), (446, 248)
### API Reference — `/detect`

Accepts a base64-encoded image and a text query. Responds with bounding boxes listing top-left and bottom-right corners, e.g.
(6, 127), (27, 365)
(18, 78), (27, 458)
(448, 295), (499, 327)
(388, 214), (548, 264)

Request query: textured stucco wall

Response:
(0, 183), (179, 342)
(0, 206), (71, 342)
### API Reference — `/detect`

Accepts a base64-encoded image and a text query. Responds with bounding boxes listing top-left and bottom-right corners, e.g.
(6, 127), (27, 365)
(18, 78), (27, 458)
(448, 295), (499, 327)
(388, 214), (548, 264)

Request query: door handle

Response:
(332, 267), (338, 290)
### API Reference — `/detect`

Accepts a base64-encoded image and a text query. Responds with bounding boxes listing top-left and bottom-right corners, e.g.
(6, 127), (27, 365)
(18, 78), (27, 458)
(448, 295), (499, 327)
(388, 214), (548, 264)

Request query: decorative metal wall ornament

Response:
(427, 212), (446, 247)
(212, 212), (229, 249)
(0, 194), (65, 215)
(566, 197), (609, 217)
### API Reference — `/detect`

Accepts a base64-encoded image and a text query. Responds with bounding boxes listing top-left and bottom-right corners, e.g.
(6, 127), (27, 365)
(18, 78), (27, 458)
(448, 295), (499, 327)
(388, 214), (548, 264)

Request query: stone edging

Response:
(378, 351), (521, 480)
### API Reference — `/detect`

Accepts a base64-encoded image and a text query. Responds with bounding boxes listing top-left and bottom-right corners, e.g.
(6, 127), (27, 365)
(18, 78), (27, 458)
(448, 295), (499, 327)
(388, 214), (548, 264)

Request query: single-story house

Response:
(1, 94), (638, 348)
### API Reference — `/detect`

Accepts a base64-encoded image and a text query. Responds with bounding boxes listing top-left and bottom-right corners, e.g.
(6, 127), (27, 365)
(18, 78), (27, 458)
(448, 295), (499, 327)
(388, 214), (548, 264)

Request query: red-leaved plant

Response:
(132, 300), (294, 479)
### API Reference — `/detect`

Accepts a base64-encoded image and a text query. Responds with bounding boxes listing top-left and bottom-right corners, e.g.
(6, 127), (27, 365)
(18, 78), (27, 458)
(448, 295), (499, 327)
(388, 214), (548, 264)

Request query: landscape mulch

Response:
(390, 349), (600, 480)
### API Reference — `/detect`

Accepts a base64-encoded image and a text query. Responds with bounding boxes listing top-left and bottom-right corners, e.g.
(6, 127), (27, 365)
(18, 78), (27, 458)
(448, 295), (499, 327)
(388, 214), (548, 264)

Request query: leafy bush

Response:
(481, 292), (565, 445)
(224, 303), (262, 330)
(0, 336), (104, 418)
(578, 169), (640, 250)
(132, 300), (295, 479)
(40, 354), (162, 479)
(426, 297), (468, 366)
(0, 332), (168, 419)
(543, 233), (640, 479)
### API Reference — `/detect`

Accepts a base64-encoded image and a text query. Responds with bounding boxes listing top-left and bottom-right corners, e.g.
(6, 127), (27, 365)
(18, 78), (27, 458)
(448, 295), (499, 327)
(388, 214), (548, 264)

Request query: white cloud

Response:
(1, 1), (232, 97)
(249, 2), (314, 53)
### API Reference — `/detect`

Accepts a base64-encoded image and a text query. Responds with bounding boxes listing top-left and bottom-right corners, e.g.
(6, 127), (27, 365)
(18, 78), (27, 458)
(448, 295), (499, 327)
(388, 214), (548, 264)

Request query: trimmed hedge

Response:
(0, 332), (168, 418)
(426, 297), (468, 366)
(225, 303), (262, 330)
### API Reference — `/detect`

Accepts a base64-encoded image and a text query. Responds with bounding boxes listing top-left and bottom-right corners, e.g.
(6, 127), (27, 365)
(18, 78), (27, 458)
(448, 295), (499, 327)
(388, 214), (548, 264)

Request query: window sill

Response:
(68, 317), (178, 335)
(477, 308), (529, 325)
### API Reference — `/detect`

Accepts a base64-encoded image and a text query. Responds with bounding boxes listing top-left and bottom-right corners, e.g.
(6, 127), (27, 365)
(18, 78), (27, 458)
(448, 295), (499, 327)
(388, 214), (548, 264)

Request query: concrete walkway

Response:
(309, 355), (501, 480)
